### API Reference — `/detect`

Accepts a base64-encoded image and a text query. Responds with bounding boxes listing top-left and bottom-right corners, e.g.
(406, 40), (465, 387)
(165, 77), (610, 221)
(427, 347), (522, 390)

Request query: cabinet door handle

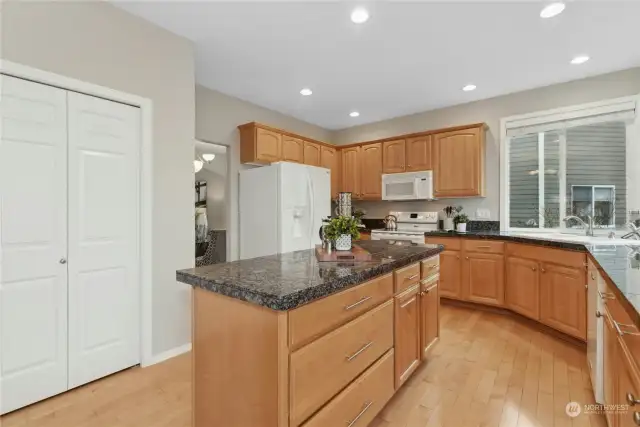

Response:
(541, 268), (546, 273)
(347, 401), (374, 427)
(596, 311), (602, 318)
(634, 412), (640, 426)
(531, 267), (537, 271)
(406, 274), (419, 281)
(344, 296), (372, 311)
(465, 256), (469, 260)
(627, 392), (640, 406)
(400, 298), (416, 309)
(598, 291), (616, 300)
(591, 272), (596, 280)
(456, 255), (460, 260)
(346, 341), (373, 362)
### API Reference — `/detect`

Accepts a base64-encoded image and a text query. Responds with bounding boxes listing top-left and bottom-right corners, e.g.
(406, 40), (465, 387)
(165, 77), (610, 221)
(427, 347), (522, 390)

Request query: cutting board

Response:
(315, 244), (372, 262)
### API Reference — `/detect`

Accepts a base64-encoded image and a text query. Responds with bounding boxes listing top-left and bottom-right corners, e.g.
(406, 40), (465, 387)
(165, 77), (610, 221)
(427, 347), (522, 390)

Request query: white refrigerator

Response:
(239, 162), (331, 259)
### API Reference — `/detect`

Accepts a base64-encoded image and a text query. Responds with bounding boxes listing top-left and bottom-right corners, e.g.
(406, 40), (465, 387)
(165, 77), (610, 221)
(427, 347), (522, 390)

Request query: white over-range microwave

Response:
(382, 171), (434, 201)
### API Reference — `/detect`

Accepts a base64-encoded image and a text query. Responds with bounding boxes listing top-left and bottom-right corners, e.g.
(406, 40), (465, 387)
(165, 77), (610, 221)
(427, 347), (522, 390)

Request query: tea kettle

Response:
(383, 215), (398, 231)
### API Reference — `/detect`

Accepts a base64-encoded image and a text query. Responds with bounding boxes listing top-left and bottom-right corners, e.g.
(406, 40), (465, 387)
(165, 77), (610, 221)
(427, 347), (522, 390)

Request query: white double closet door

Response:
(0, 75), (141, 414)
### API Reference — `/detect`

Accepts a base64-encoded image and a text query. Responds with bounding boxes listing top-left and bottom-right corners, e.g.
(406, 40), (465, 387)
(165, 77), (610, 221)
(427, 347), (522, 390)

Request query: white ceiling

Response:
(114, 1), (640, 130)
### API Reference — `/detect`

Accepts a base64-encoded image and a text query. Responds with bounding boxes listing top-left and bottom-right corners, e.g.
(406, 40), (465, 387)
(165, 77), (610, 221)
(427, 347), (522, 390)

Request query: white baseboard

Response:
(144, 343), (192, 367)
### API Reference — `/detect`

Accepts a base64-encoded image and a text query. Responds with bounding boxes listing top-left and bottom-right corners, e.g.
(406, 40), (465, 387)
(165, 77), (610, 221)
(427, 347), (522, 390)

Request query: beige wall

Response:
(196, 85), (331, 260)
(195, 152), (227, 230)
(1, 1), (196, 356)
(334, 67), (640, 221)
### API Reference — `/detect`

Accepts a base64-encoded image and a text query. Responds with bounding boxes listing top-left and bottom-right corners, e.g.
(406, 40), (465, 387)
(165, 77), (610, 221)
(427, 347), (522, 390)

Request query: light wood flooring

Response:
(1, 304), (605, 427)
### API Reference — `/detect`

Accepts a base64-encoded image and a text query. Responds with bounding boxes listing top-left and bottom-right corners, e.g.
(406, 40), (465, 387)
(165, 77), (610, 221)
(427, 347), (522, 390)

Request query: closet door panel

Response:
(67, 92), (141, 389)
(0, 75), (69, 414)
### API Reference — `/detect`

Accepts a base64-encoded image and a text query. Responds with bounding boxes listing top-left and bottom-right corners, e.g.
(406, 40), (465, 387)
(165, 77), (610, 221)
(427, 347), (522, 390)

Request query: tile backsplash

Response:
(352, 200), (495, 221)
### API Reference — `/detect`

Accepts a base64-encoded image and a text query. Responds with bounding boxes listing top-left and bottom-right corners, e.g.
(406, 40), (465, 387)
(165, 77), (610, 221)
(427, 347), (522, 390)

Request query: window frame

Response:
(569, 184), (616, 229)
(500, 94), (640, 232)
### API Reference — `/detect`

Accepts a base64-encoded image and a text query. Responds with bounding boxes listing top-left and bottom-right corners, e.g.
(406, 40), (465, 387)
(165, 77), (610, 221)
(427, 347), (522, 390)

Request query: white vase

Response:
(443, 218), (454, 231)
(457, 223), (467, 232)
(335, 234), (352, 250)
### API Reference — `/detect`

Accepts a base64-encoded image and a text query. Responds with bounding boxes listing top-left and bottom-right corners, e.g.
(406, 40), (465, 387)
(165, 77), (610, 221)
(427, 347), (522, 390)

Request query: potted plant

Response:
(325, 216), (361, 250)
(454, 212), (469, 232)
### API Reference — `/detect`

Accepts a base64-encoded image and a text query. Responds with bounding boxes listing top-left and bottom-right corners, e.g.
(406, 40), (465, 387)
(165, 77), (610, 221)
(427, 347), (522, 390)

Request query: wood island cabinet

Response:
(360, 143), (383, 200)
(341, 146), (361, 198)
(394, 285), (421, 389)
(603, 306), (617, 427)
(506, 256), (540, 320)
(281, 135), (304, 163)
(320, 145), (340, 199)
(303, 141), (321, 166)
(406, 135), (432, 172)
(539, 263), (586, 340)
(433, 126), (484, 197)
(419, 276), (439, 359)
(438, 250), (462, 299)
(464, 252), (505, 307)
(382, 139), (406, 174)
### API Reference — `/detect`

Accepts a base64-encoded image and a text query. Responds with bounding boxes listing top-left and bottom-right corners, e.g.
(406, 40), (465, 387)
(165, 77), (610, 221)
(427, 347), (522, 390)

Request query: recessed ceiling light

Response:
(570, 55), (590, 65)
(300, 88), (313, 96)
(462, 84), (477, 92)
(540, 2), (565, 18)
(350, 7), (369, 24)
(202, 153), (216, 162)
(349, 111), (360, 117)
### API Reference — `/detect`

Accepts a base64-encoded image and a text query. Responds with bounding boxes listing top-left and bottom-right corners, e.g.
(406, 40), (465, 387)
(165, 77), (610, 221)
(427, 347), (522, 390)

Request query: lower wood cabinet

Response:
(603, 306), (617, 427)
(394, 285), (421, 389)
(439, 250), (462, 299)
(505, 256), (540, 320)
(420, 278), (439, 358)
(463, 252), (504, 306)
(617, 349), (640, 427)
(539, 263), (586, 340)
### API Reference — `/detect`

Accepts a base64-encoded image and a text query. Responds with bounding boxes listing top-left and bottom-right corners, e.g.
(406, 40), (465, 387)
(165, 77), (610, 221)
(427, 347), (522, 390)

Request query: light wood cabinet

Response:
(617, 347), (640, 427)
(341, 146), (361, 198)
(382, 139), (406, 174)
(394, 285), (421, 389)
(240, 124), (282, 164)
(439, 250), (462, 299)
(406, 135), (432, 172)
(433, 126), (484, 197)
(360, 143), (382, 200)
(282, 135), (304, 163)
(603, 307), (617, 427)
(463, 252), (504, 307)
(506, 257), (540, 320)
(303, 141), (321, 166)
(539, 264), (586, 340)
(420, 279), (439, 359)
(320, 145), (340, 199)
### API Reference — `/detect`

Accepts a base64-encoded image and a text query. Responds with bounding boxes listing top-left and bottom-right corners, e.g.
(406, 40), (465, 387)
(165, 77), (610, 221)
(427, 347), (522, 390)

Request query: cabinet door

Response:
(281, 135), (303, 163)
(506, 257), (540, 320)
(382, 139), (405, 174)
(420, 281), (439, 359)
(256, 128), (282, 162)
(394, 285), (421, 389)
(439, 250), (462, 299)
(603, 309), (617, 427)
(320, 146), (340, 199)
(341, 147), (360, 198)
(303, 141), (321, 166)
(464, 253), (505, 306)
(406, 135), (432, 172)
(617, 347), (640, 427)
(539, 264), (587, 340)
(360, 143), (383, 200)
(433, 127), (483, 197)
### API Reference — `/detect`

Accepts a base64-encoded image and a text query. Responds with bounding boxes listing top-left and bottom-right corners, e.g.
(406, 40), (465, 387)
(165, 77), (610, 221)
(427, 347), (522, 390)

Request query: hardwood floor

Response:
(1, 304), (605, 427)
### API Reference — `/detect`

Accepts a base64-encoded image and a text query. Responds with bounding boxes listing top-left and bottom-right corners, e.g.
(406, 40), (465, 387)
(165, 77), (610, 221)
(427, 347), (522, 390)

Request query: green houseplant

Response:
(324, 216), (361, 250)
(454, 212), (469, 232)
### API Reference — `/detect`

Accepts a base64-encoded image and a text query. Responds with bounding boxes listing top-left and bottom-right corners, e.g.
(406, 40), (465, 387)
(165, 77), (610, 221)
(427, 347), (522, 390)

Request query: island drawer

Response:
(463, 240), (504, 254)
(289, 300), (394, 427)
(506, 243), (585, 268)
(302, 349), (394, 427)
(289, 273), (393, 349)
(421, 256), (439, 279)
(394, 262), (421, 293)
(425, 237), (461, 250)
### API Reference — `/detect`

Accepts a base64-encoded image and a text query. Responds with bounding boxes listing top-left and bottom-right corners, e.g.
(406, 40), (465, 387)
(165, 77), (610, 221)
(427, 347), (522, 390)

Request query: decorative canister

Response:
(335, 234), (352, 251)
(443, 218), (454, 231)
(335, 192), (352, 217)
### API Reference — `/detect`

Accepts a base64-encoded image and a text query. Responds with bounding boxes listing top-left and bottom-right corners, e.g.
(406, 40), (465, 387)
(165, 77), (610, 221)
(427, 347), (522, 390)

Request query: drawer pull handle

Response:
(347, 401), (374, 427)
(346, 341), (374, 362)
(344, 296), (372, 311)
(628, 392), (640, 406)
(591, 272), (596, 280)
(614, 321), (640, 337)
(400, 297), (416, 309)
(426, 265), (438, 269)
(634, 412), (640, 426)
(405, 274), (419, 281)
(598, 291), (616, 300)
(476, 245), (491, 249)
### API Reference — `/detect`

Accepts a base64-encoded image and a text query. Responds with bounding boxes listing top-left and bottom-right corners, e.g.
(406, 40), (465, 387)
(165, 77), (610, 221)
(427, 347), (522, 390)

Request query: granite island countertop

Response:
(177, 240), (443, 311)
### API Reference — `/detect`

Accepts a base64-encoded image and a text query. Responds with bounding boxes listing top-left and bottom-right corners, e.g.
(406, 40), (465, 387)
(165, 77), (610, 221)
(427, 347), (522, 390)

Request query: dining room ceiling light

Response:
(202, 153), (216, 162)
(194, 160), (203, 173)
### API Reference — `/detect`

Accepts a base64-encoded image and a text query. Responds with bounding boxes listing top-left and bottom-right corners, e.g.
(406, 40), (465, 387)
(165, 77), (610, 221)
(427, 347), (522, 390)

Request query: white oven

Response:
(382, 171), (434, 201)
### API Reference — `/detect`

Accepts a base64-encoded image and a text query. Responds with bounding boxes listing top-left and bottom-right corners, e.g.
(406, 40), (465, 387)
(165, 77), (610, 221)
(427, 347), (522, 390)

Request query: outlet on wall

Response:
(475, 208), (491, 219)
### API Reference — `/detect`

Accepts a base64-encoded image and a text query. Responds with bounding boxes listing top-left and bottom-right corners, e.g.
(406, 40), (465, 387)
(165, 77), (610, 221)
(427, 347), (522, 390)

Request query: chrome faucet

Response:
(621, 222), (640, 240)
(563, 215), (594, 237)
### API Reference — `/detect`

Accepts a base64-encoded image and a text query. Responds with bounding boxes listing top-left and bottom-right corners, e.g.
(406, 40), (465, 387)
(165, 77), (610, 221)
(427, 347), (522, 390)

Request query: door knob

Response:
(596, 311), (602, 318)
(59, 258), (67, 264)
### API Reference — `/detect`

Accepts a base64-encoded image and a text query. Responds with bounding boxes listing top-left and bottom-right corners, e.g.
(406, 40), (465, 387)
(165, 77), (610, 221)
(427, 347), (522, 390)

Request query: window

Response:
(501, 96), (638, 231)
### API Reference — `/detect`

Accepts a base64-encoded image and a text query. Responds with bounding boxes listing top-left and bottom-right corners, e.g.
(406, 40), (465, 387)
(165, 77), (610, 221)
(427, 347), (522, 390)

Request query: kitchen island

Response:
(177, 240), (443, 427)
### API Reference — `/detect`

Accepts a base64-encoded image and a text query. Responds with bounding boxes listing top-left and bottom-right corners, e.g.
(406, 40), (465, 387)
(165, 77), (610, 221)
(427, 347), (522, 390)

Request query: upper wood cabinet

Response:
(282, 135), (304, 163)
(439, 250), (462, 299)
(303, 141), (321, 166)
(320, 145), (340, 199)
(539, 264), (586, 340)
(506, 257), (540, 320)
(341, 146), (361, 198)
(382, 139), (406, 174)
(463, 252), (504, 307)
(240, 124), (282, 164)
(360, 143), (382, 200)
(433, 126), (484, 197)
(406, 135), (432, 172)
(394, 285), (421, 389)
